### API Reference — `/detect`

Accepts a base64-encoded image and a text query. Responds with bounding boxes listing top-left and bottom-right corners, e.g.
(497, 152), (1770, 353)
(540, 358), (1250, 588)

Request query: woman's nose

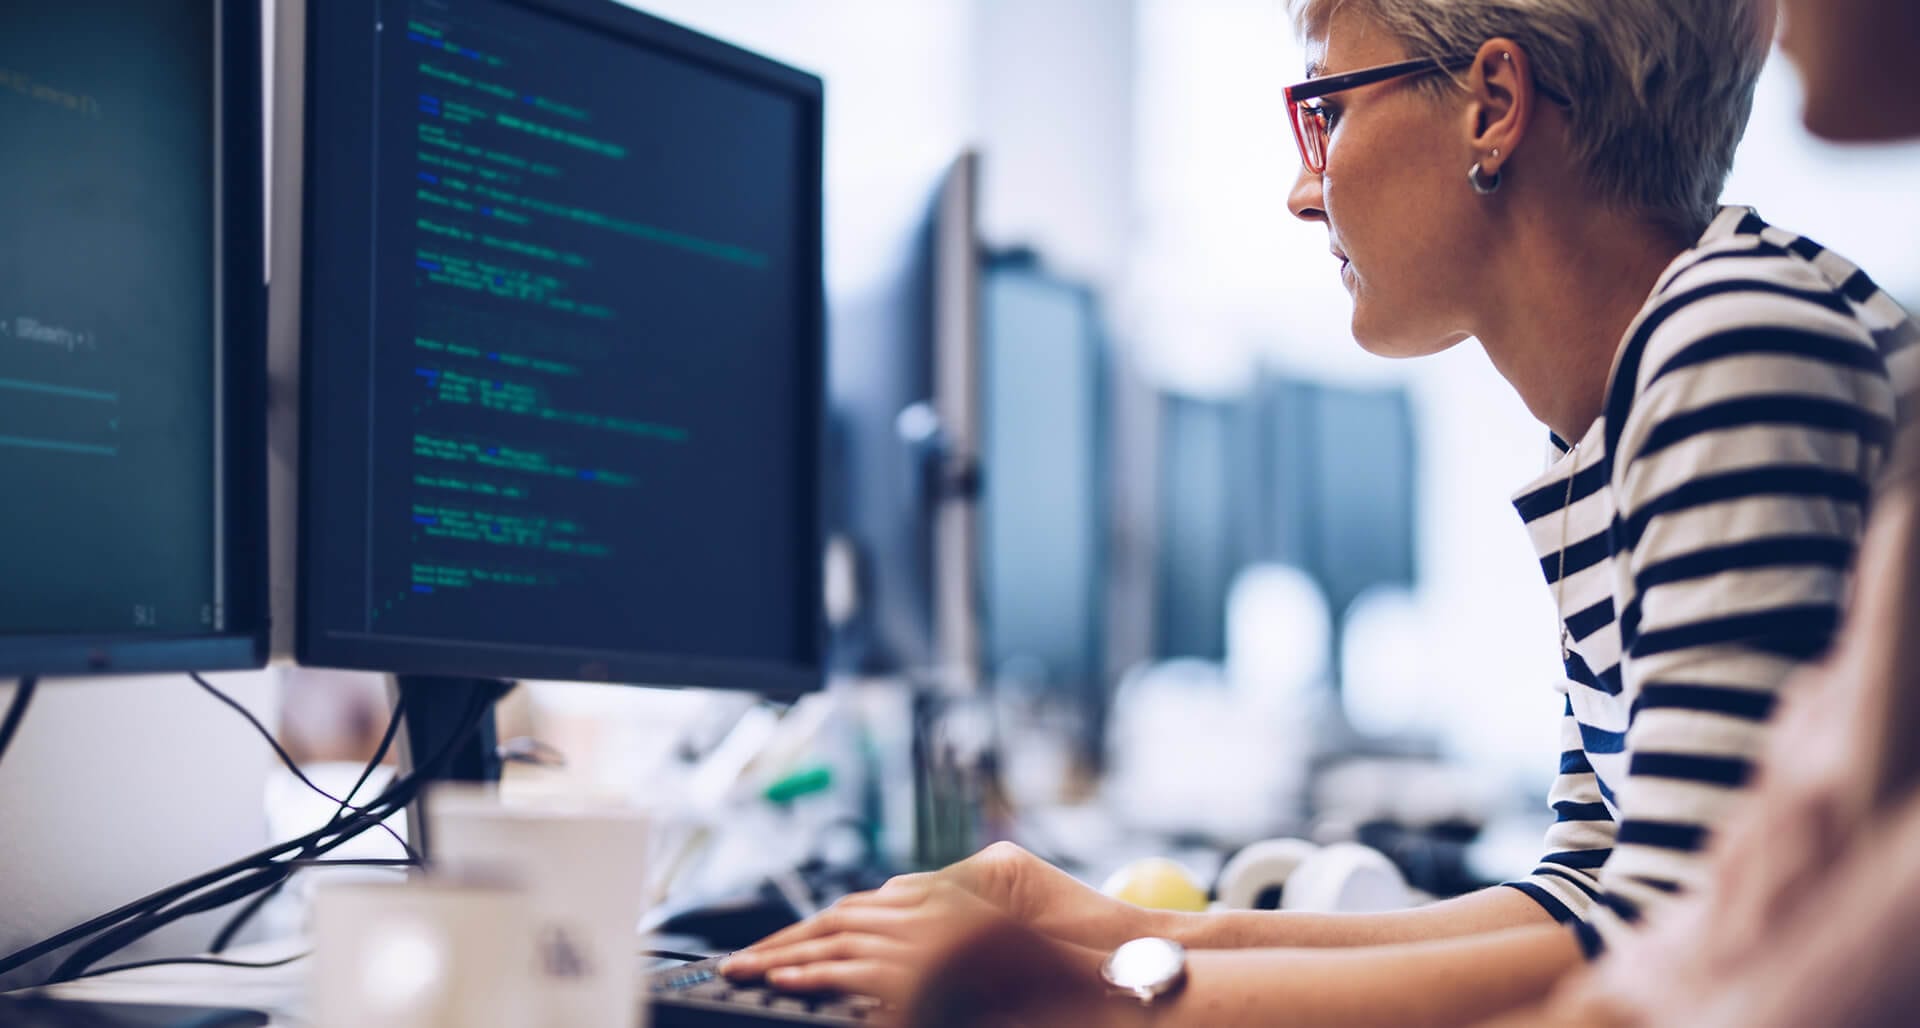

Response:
(1287, 164), (1326, 224)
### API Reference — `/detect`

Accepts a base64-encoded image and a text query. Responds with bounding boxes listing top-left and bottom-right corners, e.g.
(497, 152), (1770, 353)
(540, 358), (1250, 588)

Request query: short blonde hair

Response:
(1290, 0), (1771, 234)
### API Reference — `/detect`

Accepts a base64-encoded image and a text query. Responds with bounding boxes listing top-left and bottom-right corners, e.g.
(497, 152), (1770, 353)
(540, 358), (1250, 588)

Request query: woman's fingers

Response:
(745, 855), (1019, 954)
(877, 871), (938, 893)
(849, 875), (935, 906)
(764, 958), (916, 1007)
(724, 932), (909, 979)
(745, 901), (856, 953)
(743, 898), (930, 955)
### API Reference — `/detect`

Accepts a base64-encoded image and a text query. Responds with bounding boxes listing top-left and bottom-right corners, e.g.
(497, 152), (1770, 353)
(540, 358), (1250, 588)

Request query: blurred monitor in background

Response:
(1256, 376), (1418, 690)
(828, 152), (982, 682)
(980, 252), (1109, 763)
(1150, 391), (1262, 662)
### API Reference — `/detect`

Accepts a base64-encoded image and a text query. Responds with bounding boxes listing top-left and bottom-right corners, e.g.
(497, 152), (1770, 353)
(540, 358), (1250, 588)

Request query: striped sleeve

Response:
(1503, 696), (1619, 927)
(1582, 257), (1894, 952)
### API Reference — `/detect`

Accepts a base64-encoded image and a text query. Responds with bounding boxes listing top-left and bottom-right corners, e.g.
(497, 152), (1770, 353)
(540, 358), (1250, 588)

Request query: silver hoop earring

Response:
(1469, 161), (1502, 196)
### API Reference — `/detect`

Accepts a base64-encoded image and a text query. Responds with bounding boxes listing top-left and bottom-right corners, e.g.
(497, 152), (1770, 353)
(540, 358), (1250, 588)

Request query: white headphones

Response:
(1215, 839), (1411, 914)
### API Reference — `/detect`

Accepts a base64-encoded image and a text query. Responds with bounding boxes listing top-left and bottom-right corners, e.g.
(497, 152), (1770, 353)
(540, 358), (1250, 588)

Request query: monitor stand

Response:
(394, 675), (515, 861)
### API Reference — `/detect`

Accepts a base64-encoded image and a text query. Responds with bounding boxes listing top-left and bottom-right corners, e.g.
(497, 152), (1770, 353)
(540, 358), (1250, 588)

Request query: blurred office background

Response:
(525, 0), (1920, 842)
(8, 0), (1920, 970)
(447, 0), (1920, 885)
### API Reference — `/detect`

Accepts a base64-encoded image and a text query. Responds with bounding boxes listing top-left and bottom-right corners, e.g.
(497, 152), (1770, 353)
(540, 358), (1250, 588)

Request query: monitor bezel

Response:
(295, 0), (828, 698)
(0, 0), (270, 679)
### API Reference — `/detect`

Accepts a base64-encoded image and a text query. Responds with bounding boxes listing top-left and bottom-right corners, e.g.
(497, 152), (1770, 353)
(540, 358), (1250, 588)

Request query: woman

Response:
(724, 1), (1918, 1023)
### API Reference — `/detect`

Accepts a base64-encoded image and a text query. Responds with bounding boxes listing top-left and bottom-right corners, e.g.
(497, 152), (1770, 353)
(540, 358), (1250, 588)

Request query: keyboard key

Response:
(647, 956), (876, 1025)
(680, 978), (734, 1000)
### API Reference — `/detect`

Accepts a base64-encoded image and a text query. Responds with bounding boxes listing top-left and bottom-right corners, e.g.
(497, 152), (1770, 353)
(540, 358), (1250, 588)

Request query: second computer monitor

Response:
(0, 0), (267, 678)
(296, 0), (825, 696)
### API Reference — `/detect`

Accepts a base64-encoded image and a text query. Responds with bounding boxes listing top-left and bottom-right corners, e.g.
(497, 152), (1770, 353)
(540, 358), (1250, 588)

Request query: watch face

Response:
(1104, 938), (1187, 992)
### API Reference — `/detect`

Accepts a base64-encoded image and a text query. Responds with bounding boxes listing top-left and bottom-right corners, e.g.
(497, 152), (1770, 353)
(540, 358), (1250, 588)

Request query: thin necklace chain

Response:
(1556, 444), (1579, 662)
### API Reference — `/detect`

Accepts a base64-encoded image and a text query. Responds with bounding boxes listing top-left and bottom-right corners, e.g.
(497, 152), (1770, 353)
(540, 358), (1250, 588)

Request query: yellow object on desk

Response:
(1100, 857), (1211, 912)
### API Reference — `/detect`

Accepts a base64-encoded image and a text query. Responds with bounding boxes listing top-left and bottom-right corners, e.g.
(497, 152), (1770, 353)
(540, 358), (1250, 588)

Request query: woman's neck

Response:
(1473, 209), (1692, 444)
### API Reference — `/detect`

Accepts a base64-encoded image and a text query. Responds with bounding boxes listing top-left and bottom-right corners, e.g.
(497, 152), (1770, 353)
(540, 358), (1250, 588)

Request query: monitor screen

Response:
(299, 0), (824, 694)
(0, 0), (266, 676)
(981, 261), (1105, 694)
(1304, 383), (1417, 619)
(1254, 375), (1417, 621)
(1152, 393), (1260, 662)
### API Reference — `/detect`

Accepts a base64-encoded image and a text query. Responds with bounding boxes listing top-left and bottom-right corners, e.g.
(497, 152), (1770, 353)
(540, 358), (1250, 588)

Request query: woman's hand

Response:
(723, 884), (1139, 1027)
(884, 842), (1166, 948)
(721, 842), (1162, 1005)
(719, 871), (1016, 1005)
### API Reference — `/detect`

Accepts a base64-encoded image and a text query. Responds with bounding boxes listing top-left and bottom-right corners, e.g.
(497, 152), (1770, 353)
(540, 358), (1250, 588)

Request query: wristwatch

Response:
(1100, 937), (1189, 1006)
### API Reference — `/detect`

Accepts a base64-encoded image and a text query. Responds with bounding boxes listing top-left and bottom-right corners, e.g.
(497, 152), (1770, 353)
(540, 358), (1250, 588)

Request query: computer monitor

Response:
(980, 254), (1108, 756)
(827, 153), (983, 680)
(287, 0), (825, 786)
(1303, 383), (1417, 625)
(1253, 374), (1417, 689)
(0, 0), (268, 678)
(1151, 392), (1261, 662)
(929, 153), (985, 685)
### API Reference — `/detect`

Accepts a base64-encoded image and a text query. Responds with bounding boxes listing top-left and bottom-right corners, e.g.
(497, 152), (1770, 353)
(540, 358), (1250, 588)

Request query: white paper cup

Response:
(426, 784), (652, 1028)
(313, 878), (536, 1028)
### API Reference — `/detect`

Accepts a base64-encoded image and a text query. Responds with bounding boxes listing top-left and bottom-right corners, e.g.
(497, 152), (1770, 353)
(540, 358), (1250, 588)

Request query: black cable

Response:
(42, 689), (492, 982)
(53, 817), (366, 981)
(2, 686), (491, 983)
(324, 693), (409, 834)
(210, 695), (412, 953)
(68, 950), (309, 980)
(0, 676), (40, 768)
(642, 949), (715, 964)
(641, 949), (718, 964)
(191, 672), (420, 865)
(206, 872), (293, 956)
(49, 752), (448, 983)
(282, 858), (414, 870)
(27, 688), (480, 981)
(52, 866), (298, 983)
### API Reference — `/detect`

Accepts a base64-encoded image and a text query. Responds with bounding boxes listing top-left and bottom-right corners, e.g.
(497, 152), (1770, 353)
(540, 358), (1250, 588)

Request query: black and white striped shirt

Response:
(1502, 207), (1920, 956)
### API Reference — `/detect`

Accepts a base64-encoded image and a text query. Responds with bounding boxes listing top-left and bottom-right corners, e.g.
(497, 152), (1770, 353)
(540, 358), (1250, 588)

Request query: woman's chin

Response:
(1349, 318), (1460, 360)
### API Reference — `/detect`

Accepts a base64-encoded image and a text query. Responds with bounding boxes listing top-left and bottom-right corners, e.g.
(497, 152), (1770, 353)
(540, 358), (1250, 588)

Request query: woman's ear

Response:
(1465, 37), (1536, 177)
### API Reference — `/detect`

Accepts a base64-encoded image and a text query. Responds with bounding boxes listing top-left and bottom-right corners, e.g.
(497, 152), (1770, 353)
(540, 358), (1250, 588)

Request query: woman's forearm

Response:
(1152, 923), (1583, 1028)
(1152, 886), (1559, 950)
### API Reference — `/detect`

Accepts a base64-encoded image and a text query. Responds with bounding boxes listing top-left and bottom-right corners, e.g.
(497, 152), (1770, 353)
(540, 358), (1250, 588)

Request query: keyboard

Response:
(648, 956), (884, 1027)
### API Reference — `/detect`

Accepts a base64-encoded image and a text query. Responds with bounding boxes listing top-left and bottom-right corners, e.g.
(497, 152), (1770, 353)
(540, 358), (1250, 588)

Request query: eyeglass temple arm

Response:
(1286, 53), (1572, 109)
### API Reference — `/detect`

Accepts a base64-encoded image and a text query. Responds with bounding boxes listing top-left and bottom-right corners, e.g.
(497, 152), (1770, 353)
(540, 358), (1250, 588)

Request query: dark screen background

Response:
(0, 0), (219, 637)
(307, 0), (814, 672)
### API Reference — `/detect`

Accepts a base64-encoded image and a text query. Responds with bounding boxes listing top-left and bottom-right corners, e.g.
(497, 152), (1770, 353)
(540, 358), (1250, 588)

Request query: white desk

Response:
(13, 935), (700, 1026)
